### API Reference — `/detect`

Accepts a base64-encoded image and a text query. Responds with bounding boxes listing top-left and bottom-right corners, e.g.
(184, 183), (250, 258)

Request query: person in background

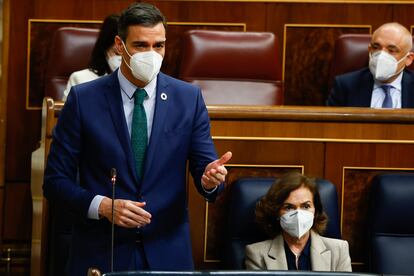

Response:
(44, 2), (232, 274)
(245, 172), (351, 271)
(327, 22), (414, 108)
(62, 14), (121, 100)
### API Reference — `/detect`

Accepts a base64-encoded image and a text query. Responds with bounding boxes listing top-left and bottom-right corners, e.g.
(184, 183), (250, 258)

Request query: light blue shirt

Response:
(87, 69), (157, 219)
(370, 71), (402, 108)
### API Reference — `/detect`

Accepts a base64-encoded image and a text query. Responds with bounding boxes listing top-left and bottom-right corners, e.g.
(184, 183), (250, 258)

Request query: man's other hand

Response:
(201, 151), (232, 190)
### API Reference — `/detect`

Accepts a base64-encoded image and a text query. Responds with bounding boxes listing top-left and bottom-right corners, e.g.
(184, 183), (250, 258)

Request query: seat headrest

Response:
(44, 27), (99, 99)
(370, 173), (414, 233)
(227, 178), (273, 240)
(46, 27), (99, 77)
(191, 79), (283, 105)
(179, 30), (281, 81)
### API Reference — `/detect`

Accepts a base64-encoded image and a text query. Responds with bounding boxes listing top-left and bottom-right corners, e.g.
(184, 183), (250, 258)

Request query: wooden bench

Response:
(30, 98), (64, 276)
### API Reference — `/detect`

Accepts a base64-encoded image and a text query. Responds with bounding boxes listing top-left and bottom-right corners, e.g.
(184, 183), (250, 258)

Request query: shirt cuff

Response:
(87, 195), (105, 220)
(201, 184), (218, 194)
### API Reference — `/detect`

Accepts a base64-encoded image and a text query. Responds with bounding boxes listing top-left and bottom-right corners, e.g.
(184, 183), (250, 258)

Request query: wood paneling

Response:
(324, 143), (414, 270)
(283, 25), (370, 105)
(2, 182), (32, 240)
(188, 106), (414, 271)
(154, 1), (267, 30)
(4, 0), (414, 273)
(0, 0), (10, 191)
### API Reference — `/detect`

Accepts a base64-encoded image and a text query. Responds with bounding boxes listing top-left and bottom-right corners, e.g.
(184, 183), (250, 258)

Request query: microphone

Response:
(110, 168), (117, 272)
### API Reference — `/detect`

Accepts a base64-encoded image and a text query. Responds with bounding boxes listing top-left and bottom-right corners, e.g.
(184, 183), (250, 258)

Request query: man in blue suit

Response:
(43, 3), (232, 274)
(328, 22), (414, 108)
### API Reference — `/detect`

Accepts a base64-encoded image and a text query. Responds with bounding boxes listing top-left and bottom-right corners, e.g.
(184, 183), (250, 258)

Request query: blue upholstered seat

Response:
(369, 173), (414, 274)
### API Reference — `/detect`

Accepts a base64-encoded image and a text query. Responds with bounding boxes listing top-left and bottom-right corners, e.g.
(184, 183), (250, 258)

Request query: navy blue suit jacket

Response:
(327, 68), (414, 107)
(44, 71), (221, 274)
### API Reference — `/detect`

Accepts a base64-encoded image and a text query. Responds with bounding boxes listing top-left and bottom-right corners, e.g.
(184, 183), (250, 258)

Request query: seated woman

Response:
(245, 172), (352, 271)
(62, 14), (120, 100)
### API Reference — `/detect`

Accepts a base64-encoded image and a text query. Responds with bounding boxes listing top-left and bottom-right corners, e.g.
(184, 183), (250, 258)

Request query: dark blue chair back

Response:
(224, 177), (341, 269)
(369, 173), (414, 274)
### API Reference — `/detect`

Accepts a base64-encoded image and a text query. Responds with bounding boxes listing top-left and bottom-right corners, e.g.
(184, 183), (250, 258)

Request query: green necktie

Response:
(131, 88), (148, 180)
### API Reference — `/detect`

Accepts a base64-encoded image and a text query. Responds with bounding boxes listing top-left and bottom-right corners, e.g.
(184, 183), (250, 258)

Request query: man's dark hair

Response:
(255, 172), (328, 238)
(89, 14), (120, 76)
(118, 2), (167, 41)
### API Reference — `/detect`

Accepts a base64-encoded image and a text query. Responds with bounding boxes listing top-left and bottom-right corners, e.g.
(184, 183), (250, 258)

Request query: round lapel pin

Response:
(160, 92), (168, 101)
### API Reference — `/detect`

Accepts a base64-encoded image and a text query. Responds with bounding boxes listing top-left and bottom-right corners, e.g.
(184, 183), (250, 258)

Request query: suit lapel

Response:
(266, 235), (288, 270)
(401, 70), (414, 108)
(143, 73), (170, 178)
(359, 69), (375, 107)
(104, 71), (138, 182)
(310, 231), (331, 271)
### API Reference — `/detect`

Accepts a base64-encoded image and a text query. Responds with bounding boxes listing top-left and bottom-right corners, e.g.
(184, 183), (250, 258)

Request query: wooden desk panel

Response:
(32, 100), (414, 272)
(189, 105), (414, 271)
(325, 143), (414, 269)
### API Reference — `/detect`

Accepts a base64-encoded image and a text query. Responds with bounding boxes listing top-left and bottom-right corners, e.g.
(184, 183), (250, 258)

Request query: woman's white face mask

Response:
(121, 40), (163, 84)
(280, 209), (314, 239)
(106, 55), (122, 72)
(369, 50), (408, 82)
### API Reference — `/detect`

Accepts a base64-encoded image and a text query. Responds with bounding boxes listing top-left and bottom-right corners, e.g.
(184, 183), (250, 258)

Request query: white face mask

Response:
(280, 209), (314, 239)
(121, 41), (163, 83)
(369, 50), (407, 82)
(106, 55), (122, 72)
